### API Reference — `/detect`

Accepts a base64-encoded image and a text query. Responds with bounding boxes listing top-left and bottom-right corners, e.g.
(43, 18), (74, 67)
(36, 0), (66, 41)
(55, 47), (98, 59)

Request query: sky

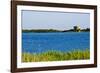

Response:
(22, 10), (90, 30)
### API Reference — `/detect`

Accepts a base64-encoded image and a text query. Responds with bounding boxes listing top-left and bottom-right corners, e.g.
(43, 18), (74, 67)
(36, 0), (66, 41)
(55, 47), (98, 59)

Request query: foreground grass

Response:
(22, 49), (90, 62)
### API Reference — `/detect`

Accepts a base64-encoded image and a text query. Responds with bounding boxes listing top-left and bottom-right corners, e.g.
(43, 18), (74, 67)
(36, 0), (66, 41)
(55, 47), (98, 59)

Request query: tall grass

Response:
(22, 49), (90, 62)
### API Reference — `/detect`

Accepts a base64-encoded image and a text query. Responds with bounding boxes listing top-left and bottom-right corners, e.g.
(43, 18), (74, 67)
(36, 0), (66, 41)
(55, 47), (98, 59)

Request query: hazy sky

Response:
(22, 10), (90, 30)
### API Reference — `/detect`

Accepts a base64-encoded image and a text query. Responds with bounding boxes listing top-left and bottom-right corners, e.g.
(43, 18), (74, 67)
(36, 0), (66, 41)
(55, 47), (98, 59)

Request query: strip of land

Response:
(22, 29), (90, 33)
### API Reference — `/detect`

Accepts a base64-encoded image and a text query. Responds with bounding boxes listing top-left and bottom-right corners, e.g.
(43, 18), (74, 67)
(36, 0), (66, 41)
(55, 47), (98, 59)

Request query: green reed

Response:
(22, 49), (90, 62)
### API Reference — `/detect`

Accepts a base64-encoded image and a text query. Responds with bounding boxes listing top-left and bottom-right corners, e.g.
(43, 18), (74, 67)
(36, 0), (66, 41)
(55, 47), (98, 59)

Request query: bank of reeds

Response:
(22, 49), (90, 62)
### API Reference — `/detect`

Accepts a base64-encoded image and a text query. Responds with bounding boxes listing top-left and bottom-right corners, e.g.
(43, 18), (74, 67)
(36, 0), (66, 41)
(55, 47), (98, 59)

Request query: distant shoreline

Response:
(22, 29), (90, 33)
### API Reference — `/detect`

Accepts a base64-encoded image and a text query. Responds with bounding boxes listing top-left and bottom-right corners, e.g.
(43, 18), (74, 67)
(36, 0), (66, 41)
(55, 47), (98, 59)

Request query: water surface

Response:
(22, 32), (90, 53)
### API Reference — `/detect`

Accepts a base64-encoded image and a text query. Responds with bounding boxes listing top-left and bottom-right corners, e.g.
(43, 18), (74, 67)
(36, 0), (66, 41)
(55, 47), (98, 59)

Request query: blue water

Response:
(22, 32), (90, 53)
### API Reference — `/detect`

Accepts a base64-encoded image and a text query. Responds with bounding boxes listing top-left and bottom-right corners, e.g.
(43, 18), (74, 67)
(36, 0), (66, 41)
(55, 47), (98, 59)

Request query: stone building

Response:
(74, 26), (80, 32)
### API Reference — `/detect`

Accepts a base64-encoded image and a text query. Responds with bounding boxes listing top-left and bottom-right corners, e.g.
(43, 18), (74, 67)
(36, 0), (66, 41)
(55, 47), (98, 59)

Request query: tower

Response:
(74, 26), (80, 32)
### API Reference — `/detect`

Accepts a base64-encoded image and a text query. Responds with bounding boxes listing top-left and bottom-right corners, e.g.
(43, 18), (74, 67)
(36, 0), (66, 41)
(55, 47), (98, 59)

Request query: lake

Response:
(22, 32), (90, 53)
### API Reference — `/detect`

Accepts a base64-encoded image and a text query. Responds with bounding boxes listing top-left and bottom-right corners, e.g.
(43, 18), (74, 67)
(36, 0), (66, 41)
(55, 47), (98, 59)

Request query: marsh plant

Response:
(22, 49), (90, 62)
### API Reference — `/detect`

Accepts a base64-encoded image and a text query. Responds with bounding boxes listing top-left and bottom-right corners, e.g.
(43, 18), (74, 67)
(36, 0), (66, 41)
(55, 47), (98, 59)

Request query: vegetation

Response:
(22, 49), (90, 62)
(22, 28), (90, 33)
(22, 29), (61, 33)
(22, 29), (90, 33)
